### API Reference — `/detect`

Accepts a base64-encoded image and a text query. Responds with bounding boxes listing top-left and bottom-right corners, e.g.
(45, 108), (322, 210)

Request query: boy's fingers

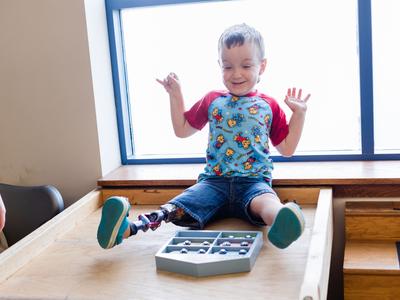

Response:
(168, 75), (179, 84)
(156, 78), (165, 85)
(286, 87), (310, 102)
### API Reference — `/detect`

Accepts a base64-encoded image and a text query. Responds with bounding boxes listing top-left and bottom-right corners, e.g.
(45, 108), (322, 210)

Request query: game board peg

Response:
(219, 249), (227, 255)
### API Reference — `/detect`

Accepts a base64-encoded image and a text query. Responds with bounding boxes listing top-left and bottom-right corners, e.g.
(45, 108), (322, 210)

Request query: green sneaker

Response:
(268, 202), (305, 249)
(97, 196), (130, 249)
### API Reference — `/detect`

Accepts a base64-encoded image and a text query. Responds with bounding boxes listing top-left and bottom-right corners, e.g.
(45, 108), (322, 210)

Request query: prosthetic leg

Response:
(129, 203), (193, 235)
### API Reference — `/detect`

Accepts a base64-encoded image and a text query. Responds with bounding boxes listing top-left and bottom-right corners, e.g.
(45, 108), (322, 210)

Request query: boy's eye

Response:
(243, 65), (252, 69)
(223, 66), (232, 70)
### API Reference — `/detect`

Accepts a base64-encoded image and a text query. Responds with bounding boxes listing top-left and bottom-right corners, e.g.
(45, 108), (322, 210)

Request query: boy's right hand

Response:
(156, 72), (182, 98)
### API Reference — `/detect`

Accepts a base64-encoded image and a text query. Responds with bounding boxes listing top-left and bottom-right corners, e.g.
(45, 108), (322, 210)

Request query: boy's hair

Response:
(218, 23), (265, 60)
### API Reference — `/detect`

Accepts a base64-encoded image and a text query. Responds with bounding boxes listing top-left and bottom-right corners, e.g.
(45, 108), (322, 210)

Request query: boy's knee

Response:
(160, 203), (199, 228)
(160, 203), (186, 223)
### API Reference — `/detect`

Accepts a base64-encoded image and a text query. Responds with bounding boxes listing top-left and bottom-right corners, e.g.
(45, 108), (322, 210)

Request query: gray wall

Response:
(0, 0), (121, 206)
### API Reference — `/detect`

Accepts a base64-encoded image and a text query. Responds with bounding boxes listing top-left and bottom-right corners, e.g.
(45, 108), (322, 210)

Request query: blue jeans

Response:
(168, 177), (276, 229)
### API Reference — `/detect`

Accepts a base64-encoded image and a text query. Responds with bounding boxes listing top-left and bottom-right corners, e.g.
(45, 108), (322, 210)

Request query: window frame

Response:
(105, 0), (400, 164)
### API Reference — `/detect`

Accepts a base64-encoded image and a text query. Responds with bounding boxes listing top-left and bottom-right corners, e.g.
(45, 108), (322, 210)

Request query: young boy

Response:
(97, 23), (310, 250)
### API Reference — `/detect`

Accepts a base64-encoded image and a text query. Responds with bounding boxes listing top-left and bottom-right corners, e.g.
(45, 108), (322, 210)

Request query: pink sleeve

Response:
(264, 96), (289, 146)
(184, 91), (223, 130)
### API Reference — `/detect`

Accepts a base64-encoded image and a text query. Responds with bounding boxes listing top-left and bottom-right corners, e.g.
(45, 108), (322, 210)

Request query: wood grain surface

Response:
(0, 202), (318, 299)
(98, 161), (400, 187)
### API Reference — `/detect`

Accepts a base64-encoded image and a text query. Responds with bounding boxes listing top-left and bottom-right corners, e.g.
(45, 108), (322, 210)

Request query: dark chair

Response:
(0, 183), (64, 246)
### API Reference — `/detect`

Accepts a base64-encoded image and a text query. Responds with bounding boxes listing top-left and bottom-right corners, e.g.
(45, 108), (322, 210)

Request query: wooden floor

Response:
(0, 204), (316, 300)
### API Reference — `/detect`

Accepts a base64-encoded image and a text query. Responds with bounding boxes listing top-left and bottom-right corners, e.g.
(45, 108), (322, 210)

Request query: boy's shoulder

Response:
(254, 91), (277, 103)
(196, 90), (230, 107)
(254, 91), (282, 111)
(204, 90), (229, 100)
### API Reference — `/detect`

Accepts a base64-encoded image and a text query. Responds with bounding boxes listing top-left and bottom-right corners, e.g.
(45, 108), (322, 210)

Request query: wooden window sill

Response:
(98, 161), (400, 187)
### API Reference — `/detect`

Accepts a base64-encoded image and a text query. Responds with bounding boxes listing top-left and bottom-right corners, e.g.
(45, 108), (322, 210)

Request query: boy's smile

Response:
(219, 41), (266, 97)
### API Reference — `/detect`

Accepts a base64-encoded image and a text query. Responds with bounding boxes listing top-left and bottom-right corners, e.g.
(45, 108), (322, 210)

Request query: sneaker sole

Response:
(268, 203), (305, 249)
(97, 197), (130, 249)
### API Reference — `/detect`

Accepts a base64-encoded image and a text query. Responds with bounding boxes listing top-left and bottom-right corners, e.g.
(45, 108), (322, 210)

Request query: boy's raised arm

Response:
(275, 88), (311, 157)
(156, 73), (198, 138)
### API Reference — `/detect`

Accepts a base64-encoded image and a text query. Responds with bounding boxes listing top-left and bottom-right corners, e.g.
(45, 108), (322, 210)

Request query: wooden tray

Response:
(0, 188), (333, 300)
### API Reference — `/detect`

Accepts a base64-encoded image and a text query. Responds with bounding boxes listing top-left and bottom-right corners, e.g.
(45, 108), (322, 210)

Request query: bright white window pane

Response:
(372, 0), (400, 154)
(122, 0), (360, 157)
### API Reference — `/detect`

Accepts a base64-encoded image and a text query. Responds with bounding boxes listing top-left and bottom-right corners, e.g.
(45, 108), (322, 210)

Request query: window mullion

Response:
(358, 0), (374, 157)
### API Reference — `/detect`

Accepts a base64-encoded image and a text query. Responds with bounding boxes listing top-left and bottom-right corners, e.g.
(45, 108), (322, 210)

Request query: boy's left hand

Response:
(284, 87), (310, 113)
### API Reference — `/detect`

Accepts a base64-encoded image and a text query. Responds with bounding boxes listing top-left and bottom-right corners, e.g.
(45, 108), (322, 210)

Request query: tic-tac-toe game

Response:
(155, 230), (263, 277)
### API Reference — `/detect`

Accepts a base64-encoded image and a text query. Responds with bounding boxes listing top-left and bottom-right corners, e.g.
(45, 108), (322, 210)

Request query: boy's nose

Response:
(232, 68), (242, 78)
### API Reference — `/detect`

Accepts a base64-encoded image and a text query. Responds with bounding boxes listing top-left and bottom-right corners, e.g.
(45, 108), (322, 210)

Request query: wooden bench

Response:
(0, 187), (333, 300)
(3, 161), (400, 299)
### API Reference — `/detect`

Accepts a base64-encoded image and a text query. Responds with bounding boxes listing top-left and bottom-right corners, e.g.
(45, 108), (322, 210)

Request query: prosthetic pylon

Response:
(129, 204), (180, 235)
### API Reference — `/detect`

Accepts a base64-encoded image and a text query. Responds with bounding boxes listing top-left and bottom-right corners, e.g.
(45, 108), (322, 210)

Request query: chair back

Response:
(0, 183), (64, 246)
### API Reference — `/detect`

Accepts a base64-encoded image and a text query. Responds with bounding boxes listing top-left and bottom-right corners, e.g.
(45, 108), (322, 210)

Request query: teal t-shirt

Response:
(184, 90), (289, 183)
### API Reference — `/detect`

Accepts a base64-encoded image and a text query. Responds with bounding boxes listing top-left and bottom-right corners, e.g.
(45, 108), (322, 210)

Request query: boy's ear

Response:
(259, 58), (267, 75)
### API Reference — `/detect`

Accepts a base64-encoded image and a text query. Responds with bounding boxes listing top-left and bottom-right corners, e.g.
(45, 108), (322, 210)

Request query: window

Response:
(106, 0), (400, 164)
(371, 0), (400, 154)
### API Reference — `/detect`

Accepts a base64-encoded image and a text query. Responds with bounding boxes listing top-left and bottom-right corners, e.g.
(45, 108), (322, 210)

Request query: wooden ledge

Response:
(101, 187), (323, 206)
(344, 241), (400, 275)
(345, 201), (400, 241)
(98, 161), (400, 187)
(344, 199), (400, 298)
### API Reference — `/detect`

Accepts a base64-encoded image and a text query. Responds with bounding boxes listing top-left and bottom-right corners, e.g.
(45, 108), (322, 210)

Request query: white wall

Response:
(0, 0), (120, 206)
(84, 0), (121, 177)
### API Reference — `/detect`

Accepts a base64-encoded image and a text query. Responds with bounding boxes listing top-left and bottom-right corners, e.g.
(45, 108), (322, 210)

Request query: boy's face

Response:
(219, 41), (266, 97)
